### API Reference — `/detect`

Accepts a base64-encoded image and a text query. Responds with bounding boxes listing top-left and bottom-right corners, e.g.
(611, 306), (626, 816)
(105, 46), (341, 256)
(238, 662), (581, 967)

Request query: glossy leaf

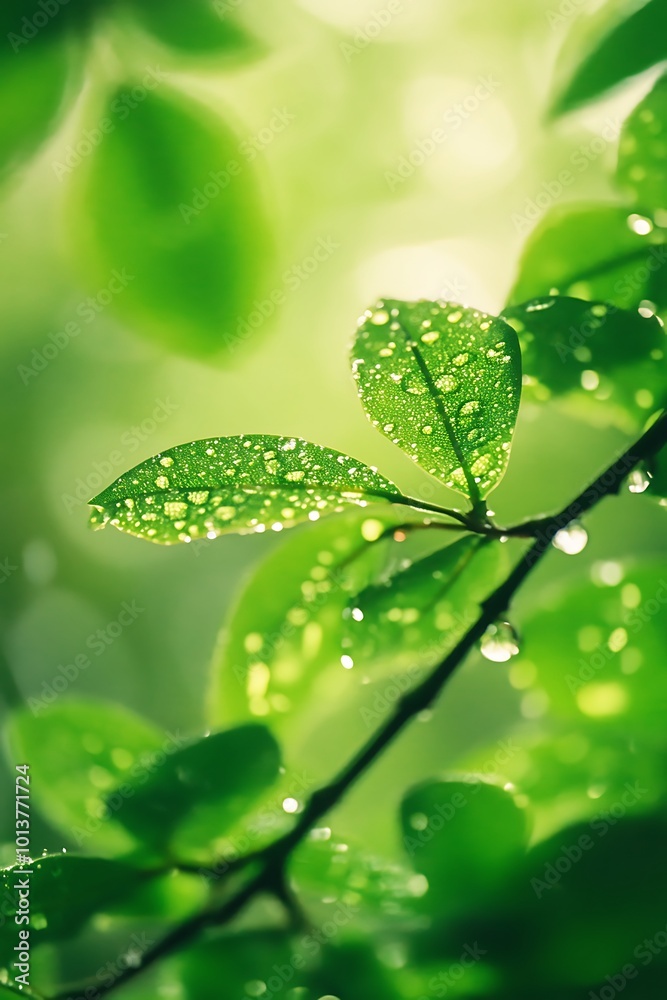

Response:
(7, 700), (168, 854)
(501, 296), (666, 426)
(345, 536), (508, 674)
(352, 299), (521, 502)
(550, 0), (667, 117)
(509, 203), (667, 313)
(125, 0), (258, 57)
(89, 434), (405, 544)
(110, 724), (280, 856)
(0, 35), (74, 179)
(512, 563), (667, 742)
(618, 72), (667, 213)
(208, 506), (441, 761)
(70, 87), (272, 358)
(0, 855), (150, 954)
(400, 779), (528, 917)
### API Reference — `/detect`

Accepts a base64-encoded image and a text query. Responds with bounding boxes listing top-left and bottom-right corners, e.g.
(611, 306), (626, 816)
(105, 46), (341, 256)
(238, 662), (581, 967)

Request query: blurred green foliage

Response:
(1, 1), (667, 999)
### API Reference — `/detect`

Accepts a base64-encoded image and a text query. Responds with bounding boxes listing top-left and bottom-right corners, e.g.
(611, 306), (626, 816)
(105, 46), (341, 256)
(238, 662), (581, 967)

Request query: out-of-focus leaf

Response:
(400, 779), (528, 918)
(124, 0), (258, 57)
(7, 699), (168, 854)
(70, 86), (273, 358)
(647, 442), (667, 496)
(179, 935), (403, 1000)
(110, 724), (280, 857)
(0, 35), (74, 179)
(89, 434), (405, 544)
(207, 506), (449, 740)
(290, 833), (419, 928)
(512, 564), (667, 742)
(618, 72), (667, 213)
(0, 855), (150, 957)
(550, 0), (667, 117)
(501, 296), (666, 427)
(345, 536), (508, 674)
(509, 203), (667, 313)
(352, 299), (521, 503)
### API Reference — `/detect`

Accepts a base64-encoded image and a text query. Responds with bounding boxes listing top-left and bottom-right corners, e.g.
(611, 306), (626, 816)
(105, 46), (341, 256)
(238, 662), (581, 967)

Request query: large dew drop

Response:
(552, 521), (588, 555)
(480, 620), (520, 663)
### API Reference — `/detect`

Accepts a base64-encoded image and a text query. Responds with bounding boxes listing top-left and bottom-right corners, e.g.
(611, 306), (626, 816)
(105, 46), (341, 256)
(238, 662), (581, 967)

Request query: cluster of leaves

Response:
(512, 0), (667, 430)
(3, 3), (667, 998)
(2, 0), (271, 358)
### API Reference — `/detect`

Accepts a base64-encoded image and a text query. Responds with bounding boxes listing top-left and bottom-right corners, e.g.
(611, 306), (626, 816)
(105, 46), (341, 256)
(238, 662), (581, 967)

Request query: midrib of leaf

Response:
(397, 322), (482, 508)
(423, 535), (488, 615)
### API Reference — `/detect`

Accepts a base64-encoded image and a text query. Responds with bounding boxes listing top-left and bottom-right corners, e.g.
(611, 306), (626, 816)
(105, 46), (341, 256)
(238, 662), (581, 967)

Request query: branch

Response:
(51, 411), (667, 1000)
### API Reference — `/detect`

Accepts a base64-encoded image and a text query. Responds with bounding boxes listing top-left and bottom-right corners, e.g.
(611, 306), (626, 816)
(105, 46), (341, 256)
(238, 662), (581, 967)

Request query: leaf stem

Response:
(50, 410), (667, 1000)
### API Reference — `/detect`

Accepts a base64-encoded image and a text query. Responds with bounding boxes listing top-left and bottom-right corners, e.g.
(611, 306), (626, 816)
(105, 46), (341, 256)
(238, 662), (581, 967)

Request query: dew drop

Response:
(627, 468), (651, 494)
(552, 521), (588, 555)
(480, 620), (520, 662)
(371, 309), (390, 325)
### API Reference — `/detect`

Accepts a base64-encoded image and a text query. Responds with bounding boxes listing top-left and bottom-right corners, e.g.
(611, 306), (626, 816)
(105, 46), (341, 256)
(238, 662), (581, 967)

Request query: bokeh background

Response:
(1, 0), (666, 995)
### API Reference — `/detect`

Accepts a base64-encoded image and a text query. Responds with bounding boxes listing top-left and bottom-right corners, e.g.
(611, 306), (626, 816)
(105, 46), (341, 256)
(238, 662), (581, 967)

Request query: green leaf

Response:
(509, 203), (667, 313)
(501, 296), (667, 427)
(69, 86), (273, 358)
(352, 299), (521, 504)
(0, 35), (74, 179)
(207, 506), (443, 747)
(618, 72), (667, 214)
(345, 536), (508, 674)
(124, 0), (258, 57)
(89, 434), (404, 544)
(110, 724), (280, 857)
(512, 563), (667, 742)
(7, 699), (168, 854)
(550, 0), (667, 117)
(400, 778), (528, 918)
(179, 935), (404, 1000)
(647, 443), (667, 497)
(0, 855), (150, 955)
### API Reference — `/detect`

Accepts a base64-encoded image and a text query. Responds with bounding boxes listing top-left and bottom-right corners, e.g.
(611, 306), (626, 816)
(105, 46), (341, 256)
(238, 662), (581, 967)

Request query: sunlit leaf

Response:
(69, 86), (273, 358)
(0, 34), (75, 179)
(0, 855), (150, 955)
(89, 434), (406, 544)
(509, 203), (667, 313)
(400, 779), (528, 918)
(618, 72), (667, 213)
(345, 536), (508, 674)
(208, 506), (452, 753)
(501, 296), (667, 427)
(110, 724), (280, 858)
(512, 563), (667, 742)
(125, 0), (258, 57)
(550, 0), (667, 117)
(352, 299), (521, 504)
(7, 700), (168, 854)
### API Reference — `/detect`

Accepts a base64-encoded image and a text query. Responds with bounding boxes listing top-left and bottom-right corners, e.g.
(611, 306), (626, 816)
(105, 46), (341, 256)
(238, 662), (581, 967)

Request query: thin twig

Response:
(50, 411), (667, 1000)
